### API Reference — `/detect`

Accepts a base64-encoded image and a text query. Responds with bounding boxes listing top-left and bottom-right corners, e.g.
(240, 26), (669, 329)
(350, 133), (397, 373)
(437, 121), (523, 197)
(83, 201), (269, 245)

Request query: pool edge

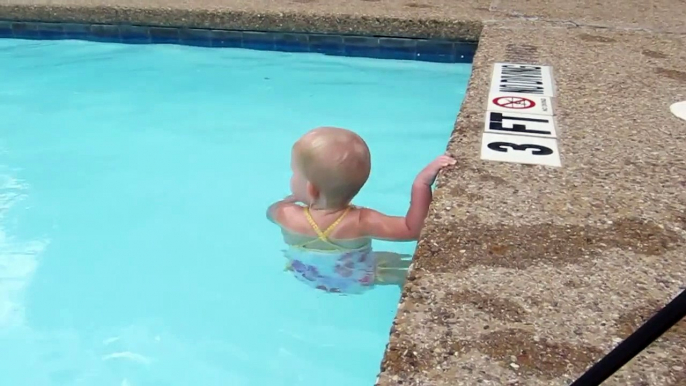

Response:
(0, 4), (483, 41)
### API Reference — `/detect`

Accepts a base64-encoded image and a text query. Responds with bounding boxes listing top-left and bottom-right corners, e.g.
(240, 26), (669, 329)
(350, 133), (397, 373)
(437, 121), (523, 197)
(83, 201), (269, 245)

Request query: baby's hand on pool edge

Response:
(415, 154), (457, 186)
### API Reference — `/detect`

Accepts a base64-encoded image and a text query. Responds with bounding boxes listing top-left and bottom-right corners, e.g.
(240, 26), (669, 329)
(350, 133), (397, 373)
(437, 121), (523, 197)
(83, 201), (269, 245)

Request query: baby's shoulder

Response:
(340, 206), (372, 232)
(270, 202), (304, 225)
(351, 206), (379, 223)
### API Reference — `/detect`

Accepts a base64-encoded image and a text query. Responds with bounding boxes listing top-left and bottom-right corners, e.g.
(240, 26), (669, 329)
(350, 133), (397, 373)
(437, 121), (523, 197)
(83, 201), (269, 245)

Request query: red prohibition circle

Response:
(492, 96), (536, 109)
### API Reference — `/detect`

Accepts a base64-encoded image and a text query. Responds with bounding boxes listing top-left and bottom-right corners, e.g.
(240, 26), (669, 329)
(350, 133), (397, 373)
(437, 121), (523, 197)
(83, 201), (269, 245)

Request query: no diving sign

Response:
(494, 96), (534, 109)
(488, 92), (554, 116)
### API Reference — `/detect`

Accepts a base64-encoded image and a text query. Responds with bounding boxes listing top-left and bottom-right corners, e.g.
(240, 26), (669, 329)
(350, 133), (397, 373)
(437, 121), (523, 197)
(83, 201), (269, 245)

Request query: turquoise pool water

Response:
(0, 38), (470, 385)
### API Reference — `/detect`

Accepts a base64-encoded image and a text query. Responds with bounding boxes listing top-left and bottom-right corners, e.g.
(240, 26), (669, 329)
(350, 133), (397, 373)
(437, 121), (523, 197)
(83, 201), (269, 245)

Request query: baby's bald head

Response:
(292, 127), (371, 208)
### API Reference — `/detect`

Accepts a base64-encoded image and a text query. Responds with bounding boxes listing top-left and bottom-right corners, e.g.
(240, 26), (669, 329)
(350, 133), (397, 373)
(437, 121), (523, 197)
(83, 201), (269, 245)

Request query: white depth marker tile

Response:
(480, 132), (561, 167)
(483, 111), (558, 139)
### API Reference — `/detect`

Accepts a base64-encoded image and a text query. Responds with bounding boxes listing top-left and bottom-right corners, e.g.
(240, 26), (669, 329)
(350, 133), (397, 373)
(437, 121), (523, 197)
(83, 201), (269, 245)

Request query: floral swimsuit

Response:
(284, 206), (376, 294)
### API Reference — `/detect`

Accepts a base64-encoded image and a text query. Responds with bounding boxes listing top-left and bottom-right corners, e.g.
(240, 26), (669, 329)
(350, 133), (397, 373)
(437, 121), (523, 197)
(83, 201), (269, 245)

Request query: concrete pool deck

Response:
(2, 0), (685, 384)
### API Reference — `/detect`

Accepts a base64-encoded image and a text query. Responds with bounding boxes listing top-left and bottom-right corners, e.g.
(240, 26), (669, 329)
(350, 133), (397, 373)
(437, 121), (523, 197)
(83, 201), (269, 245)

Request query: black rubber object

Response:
(569, 289), (686, 386)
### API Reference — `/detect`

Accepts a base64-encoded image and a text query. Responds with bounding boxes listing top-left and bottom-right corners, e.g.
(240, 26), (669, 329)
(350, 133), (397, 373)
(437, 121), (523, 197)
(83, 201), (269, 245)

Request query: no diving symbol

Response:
(492, 96), (536, 109)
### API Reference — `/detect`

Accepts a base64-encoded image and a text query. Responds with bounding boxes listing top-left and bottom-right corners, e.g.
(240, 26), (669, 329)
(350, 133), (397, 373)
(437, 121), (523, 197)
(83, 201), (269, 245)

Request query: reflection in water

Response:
(0, 170), (46, 330)
(374, 251), (412, 287)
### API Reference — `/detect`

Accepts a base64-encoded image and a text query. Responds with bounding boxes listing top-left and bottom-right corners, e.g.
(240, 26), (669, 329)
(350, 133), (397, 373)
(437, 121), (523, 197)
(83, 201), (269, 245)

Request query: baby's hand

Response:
(415, 154), (456, 186)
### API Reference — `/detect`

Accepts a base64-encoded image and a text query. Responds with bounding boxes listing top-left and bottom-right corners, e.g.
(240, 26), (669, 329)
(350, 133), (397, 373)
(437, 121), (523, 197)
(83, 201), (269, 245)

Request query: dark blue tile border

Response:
(0, 20), (476, 63)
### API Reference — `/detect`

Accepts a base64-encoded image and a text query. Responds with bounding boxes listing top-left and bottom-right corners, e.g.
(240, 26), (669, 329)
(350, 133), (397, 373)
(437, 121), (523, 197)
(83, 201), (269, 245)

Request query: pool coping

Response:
(0, 4), (484, 40)
(2, 1), (686, 386)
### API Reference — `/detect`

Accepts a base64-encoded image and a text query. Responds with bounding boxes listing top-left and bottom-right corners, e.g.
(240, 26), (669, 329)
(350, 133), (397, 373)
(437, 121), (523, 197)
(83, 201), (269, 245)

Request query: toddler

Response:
(267, 127), (455, 294)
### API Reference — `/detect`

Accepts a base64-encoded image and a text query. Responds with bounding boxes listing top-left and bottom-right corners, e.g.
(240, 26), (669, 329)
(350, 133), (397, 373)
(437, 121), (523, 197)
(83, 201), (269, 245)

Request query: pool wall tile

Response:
(455, 42), (478, 61)
(211, 30), (242, 48)
(343, 36), (379, 47)
(242, 31), (275, 50)
(149, 27), (179, 44)
(178, 28), (212, 47)
(11, 22), (41, 39)
(0, 20), (477, 63)
(274, 33), (309, 52)
(35, 23), (65, 39)
(120, 25), (151, 44)
(309, 34), (344, 55)
(378, 37), (418, 60)
(63, 23), (90, 39)
(416, 40), (454, 53)
(343, 36), (379, 57)
(0, 21), (14, 38)
(89, 24), (121, 42)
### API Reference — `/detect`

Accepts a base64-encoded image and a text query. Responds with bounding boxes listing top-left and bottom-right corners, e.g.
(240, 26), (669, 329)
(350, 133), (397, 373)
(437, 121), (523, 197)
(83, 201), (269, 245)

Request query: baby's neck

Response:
(309, 201), (351, 213)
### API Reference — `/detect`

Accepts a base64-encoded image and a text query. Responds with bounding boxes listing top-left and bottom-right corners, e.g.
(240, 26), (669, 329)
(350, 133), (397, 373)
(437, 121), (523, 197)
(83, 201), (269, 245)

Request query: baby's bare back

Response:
(278, 205), (370, 250)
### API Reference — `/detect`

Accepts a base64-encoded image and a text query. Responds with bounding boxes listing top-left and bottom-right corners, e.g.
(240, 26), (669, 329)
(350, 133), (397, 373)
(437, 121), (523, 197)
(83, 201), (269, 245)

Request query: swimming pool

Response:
(0, 37), (470, 385)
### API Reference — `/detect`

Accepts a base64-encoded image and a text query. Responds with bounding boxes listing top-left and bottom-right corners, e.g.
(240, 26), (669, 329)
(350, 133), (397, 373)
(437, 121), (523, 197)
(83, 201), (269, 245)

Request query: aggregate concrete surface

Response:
(1, 0), (684, 385)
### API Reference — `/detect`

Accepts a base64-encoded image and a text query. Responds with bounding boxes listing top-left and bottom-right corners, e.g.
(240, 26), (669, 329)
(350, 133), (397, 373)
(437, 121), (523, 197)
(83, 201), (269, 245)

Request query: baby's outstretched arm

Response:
(361, 155), (456, 241)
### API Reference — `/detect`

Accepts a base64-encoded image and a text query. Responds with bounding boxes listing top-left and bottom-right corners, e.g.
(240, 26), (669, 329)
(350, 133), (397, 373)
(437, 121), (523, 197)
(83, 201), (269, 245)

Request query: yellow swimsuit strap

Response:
(301, 206), (351, 247)
(285, 206), (353, 271)
(285, 206), (367, 271)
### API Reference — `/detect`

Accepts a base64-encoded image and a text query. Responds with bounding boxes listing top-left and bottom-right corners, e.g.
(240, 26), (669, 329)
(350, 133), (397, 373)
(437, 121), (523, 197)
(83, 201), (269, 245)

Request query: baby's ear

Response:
(306, 182), (319, 201)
